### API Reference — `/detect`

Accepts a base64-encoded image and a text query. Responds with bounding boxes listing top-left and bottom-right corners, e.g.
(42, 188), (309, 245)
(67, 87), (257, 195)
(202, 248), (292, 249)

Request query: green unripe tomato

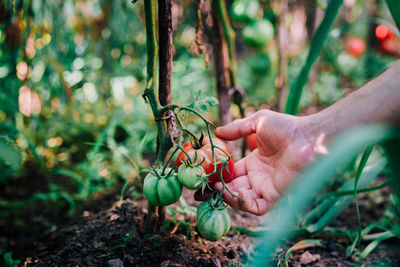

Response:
(197, 200), (231, 241)
(230, 0), (260, 24)
(248, 52), (271, 73)
(243, 19), (274, 48)
(178, 164), (206, 190)
(143, 168), (182, 206)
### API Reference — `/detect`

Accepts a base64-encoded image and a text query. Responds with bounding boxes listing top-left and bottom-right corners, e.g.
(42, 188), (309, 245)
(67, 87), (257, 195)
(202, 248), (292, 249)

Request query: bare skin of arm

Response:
(214, 60), (400, 216)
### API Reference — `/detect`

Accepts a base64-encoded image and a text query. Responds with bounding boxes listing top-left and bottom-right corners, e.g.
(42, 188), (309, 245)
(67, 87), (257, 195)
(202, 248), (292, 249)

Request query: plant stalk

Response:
(211, 0), (232, 125)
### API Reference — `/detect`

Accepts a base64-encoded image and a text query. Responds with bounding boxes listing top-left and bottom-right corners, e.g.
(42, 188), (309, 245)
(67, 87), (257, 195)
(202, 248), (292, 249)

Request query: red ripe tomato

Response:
(246, 133), (257, 151)
(344, 36), (366, 58)
(176, 136), (235, 183)
(380, 37), (400, 55)
(375, 24), (394, 40)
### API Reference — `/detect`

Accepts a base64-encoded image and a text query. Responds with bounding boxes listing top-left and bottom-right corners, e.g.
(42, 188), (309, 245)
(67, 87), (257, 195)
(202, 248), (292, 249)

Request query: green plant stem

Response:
(214, 0), (238, 87)
(161, 144), (193, 174)
(204, 122), (244, 202)
(143, 0), (172, 166)
(175, 114), (198, 141)
(160, 104), (215, 127)
(143, 0), (173, 234)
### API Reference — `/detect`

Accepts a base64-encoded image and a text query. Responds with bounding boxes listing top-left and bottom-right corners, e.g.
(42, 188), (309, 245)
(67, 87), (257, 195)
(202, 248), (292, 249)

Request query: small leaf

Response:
(203, 96), (219, 106)
(195, 90), (203, 101)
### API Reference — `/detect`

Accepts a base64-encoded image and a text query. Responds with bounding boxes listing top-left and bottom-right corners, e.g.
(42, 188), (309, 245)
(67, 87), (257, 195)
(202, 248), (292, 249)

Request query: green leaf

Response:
(385, 0), (400, 31)
(0, 138), (21, 174)
(3, 251), (21, 267)
(187, 90), (219, 113)
(202, 96), (219, 107)
(285, 0), (343, 115)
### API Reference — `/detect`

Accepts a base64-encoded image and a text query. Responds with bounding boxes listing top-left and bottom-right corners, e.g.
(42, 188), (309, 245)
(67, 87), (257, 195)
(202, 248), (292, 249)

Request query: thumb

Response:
(215, 111), (263, 141)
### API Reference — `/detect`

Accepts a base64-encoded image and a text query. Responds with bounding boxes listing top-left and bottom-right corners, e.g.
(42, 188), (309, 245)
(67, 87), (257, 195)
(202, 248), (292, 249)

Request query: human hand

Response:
(213, 110), (328, 215)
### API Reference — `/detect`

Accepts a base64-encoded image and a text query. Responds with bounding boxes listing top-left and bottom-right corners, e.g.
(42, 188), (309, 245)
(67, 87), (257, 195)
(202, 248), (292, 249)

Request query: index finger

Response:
(214, 112), (262, 141)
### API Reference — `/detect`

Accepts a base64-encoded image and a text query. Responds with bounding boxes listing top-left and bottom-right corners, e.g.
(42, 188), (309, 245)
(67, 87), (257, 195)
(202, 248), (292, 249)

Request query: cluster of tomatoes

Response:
(143, 136), (234, 241)
(375, 24), (400, 55)
(343, 24), (399, 59)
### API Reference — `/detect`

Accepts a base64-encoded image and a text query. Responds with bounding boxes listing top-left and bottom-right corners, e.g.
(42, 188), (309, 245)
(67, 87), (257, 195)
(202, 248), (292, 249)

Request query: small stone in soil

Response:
(330, 251), (339, 257)
(124, 254), (135, 264)
(108, 258), (124, 267)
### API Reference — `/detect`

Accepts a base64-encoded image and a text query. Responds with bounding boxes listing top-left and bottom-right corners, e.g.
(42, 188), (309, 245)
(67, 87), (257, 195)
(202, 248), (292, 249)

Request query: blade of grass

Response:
(359, 232), (394, 262)
(317, 180), (391, 201)
(50, 168), (84, 186)
(303, 157), (386, 227)
(352, 146), (373, 254)
(284, 0), (343, 115)
(305, 158), (386, 234)
(250, 125), (399, 266)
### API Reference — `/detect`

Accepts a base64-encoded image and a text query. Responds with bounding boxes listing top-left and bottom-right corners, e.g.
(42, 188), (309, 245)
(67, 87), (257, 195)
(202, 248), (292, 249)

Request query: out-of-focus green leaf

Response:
(0, 138), (21, 174)
(385, 0), (400, 31)
(285, 0), (343, 115)
(187, 91), (219, 113)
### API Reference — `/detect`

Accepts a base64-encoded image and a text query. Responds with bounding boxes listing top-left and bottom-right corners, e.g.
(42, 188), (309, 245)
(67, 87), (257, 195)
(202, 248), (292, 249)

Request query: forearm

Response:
(306, 60), (400, 140)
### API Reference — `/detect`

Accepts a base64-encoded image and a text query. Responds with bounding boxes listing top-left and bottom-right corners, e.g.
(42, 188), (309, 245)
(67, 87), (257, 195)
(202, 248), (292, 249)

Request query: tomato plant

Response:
(141, 97), (241, 239)
(176, 135), (235, 183)
(246, 133), (257, 151)
(197, 196), (231, 241)
(143, 168), (182, 206)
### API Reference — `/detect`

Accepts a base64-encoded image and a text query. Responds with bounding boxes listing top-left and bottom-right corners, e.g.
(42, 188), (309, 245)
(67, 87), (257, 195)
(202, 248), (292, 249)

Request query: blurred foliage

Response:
(0, 0), (399, 263)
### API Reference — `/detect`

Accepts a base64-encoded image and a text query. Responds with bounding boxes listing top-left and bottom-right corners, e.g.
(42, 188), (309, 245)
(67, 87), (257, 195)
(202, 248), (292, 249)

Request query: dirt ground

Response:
(2, 185), (399, 267)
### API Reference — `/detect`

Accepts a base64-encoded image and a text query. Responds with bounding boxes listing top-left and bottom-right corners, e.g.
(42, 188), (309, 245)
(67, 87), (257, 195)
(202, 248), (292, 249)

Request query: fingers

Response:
(232, 158), (247, 178)
(215, 181), (241, 210)
(215, 111), (265, 141)
(215, 177), (270, 216)
(238, 188), (269, 216)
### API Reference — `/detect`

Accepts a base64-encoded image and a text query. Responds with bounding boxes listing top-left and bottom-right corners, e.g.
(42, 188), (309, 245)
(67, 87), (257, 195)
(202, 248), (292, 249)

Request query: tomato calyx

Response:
(151, 166), (175, 179)
(184, 151), (206, 168)
(191, 132), (205, 150)
(208, 192), (227, 210)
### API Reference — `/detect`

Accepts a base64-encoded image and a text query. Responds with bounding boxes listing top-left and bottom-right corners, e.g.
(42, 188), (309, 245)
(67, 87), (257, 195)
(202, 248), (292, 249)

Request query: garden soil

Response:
(4, 186), (400, 266)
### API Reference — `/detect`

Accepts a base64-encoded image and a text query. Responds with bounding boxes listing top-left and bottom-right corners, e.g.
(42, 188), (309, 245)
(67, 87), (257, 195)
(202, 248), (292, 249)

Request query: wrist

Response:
(299, 112), (339, 151)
